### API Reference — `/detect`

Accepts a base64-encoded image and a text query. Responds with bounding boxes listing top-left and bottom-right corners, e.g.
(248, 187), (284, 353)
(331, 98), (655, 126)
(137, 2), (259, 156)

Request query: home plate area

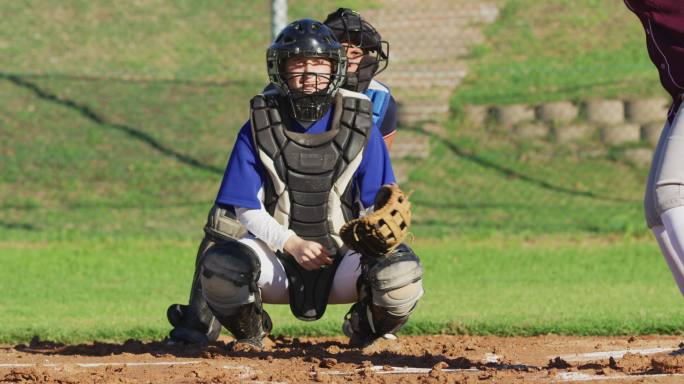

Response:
(2, 335), (684, 383)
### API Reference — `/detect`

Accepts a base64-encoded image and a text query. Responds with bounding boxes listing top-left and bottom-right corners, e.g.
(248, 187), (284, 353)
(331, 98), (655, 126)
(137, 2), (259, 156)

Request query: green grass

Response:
(2, 235), (682, 343)
(0, 0), (376, 82)
(452, 0), (666, 109)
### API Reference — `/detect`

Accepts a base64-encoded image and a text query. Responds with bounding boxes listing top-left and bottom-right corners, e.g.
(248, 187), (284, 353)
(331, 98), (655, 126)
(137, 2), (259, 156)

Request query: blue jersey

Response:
(365, 80), (397, 138)
(216, 105), (395, 211)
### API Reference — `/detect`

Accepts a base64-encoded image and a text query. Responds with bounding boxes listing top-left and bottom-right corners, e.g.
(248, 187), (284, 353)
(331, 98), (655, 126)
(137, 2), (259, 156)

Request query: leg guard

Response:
(200, 241), (271, 348)
(167, 205), (246, 344)
(167, 237), (221, 344)
(344, 244), (423, 347)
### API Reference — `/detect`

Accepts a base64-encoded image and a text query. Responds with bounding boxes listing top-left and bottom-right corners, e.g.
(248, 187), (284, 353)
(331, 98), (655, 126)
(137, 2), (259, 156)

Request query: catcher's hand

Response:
(339, 184), (411, 257)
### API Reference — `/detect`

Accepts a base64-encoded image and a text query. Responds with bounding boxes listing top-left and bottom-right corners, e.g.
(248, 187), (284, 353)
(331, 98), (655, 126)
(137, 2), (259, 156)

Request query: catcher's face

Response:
(284, 57), (333, 94)
(342, 43), (364, 73)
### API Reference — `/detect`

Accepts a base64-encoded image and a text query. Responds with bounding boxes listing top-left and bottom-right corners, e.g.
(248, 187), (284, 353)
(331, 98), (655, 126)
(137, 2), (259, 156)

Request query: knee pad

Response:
(655, 182), (684, 216)
(368, 245), (424, 317)
(204, 204), (247, 242)
(200, 241), (260, 318)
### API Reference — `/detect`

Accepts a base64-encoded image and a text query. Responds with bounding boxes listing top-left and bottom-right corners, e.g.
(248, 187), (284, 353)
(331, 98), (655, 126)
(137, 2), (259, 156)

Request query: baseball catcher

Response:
(167, 19), (423, 349)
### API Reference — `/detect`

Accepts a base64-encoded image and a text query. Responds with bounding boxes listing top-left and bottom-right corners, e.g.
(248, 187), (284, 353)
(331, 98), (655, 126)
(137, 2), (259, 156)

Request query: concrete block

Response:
(641, 122), (665, 147)
(513, 122), (549, 140)
(538, 101), (579, 123)
(626, 97), (669, 124)
(554, 124), (594, 143)
(463, 104), (488, 126)
(601, 123), (640, 145)
(586, 99), (624, 125)
(623, 148), (654, 168)
(494, 104), (535, 127)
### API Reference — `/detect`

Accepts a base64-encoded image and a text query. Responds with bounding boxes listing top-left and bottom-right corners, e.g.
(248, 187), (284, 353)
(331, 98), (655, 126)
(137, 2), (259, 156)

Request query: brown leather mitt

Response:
(339, 184), (411, 257)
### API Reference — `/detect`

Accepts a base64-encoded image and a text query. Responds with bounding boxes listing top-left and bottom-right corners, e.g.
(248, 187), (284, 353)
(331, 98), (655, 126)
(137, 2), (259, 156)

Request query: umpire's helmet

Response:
(323, 8), (389, 92)
(267, 19), (347, 122)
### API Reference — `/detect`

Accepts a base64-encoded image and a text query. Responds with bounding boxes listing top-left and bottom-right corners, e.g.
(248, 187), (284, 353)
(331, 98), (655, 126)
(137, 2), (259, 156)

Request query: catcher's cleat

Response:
(166, 303), (221, 345)
(342, 316), (396, 348)
(225, 310), (273, 351)
(167, 303), (185, 328)
(342, 302), (407, 349)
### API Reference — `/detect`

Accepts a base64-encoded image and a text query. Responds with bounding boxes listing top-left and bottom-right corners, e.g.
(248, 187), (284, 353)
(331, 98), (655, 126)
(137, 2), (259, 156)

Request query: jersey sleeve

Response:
(380, 95), (398, 138)
(624, 0), (684, 120)
(354, 123), (397, 208)
(215, 121), (265, 210)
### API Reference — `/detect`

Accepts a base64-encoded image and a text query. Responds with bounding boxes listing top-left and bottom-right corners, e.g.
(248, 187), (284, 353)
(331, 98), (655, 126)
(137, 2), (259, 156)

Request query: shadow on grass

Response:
(1, 74), (222, 175)
(0, 220), (36, 231)
(0, 71), (256, 88)
(403, 126), (635, 204)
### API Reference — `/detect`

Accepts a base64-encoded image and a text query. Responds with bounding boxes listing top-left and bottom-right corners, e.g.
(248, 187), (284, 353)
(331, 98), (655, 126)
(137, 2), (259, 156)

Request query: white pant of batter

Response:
(644, 101), (684, 296)
(238, 236), (362, 304)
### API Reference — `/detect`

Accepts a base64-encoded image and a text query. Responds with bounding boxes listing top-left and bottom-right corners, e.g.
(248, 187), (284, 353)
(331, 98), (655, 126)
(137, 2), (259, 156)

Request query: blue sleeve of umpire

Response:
(215, 121), (265, 210)
(379, 95), (398, 138)
(355, 124), (396, 208)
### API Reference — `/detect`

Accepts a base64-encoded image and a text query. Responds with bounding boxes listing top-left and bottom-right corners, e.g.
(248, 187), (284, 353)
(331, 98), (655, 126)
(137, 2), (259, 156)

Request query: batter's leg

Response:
(651, 103), (684, 297)
(653, 226), (684, 296)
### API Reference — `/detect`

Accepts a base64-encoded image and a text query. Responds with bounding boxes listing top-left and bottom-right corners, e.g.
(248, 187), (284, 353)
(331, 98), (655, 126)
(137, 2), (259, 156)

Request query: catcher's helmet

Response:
(323, 8), (389, 92)
(267, 19), (347, 122)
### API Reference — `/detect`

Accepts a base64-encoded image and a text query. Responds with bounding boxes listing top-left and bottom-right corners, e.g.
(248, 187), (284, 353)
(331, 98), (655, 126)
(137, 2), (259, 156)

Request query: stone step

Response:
(373, 27), (484, 45)
(382, 60), (468, 73)
(390, 132), (431, 159)
(378, 68), (467, 88)
(389, 85), (454, 101)
(388, 46), (475, 63)
(364, 3), (499, 25)
(397, 102), (451, 124)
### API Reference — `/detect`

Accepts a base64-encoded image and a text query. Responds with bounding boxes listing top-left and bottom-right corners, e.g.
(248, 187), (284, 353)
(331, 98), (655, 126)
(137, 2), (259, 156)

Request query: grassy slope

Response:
(2, 1), (682, 343)
(0, 0), (373, 81)
(452, 0), (665, 108)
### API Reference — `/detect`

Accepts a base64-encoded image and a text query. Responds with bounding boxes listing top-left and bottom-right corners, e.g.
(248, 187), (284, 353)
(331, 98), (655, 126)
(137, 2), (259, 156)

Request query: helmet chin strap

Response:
(343, 55), (379, 93)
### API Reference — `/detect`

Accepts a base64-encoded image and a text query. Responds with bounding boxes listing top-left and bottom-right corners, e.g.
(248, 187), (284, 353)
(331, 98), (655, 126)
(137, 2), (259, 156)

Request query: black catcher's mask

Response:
(267, 19), (347, 122)
(323, 8), (389, 93)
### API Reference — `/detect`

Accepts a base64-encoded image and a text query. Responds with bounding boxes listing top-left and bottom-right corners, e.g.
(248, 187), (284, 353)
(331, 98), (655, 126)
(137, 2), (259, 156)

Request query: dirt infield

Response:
(3, 335), (684, 383)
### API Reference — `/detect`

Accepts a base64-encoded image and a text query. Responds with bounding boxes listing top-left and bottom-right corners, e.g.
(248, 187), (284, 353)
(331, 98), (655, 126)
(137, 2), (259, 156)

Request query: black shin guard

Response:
(200, 241), (271, 349)
(167, 238), (222, 344)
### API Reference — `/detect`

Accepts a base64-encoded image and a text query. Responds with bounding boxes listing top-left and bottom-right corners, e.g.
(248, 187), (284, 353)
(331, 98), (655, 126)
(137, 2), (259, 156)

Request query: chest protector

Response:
(365, 80), (391, 131)
(250, 88), (373, 320)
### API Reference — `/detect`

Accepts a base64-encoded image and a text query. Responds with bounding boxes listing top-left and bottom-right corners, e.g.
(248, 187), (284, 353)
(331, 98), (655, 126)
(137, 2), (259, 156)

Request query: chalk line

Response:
(555, 347), (680, 362)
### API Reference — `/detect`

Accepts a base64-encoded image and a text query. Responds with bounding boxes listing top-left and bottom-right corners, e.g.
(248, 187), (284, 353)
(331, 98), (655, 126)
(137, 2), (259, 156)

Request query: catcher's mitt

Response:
(339, 184), (411, 257)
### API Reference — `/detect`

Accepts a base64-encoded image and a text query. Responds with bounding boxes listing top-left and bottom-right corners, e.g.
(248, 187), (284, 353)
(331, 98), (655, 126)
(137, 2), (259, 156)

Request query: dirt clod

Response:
(547, 356), (572, 369)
